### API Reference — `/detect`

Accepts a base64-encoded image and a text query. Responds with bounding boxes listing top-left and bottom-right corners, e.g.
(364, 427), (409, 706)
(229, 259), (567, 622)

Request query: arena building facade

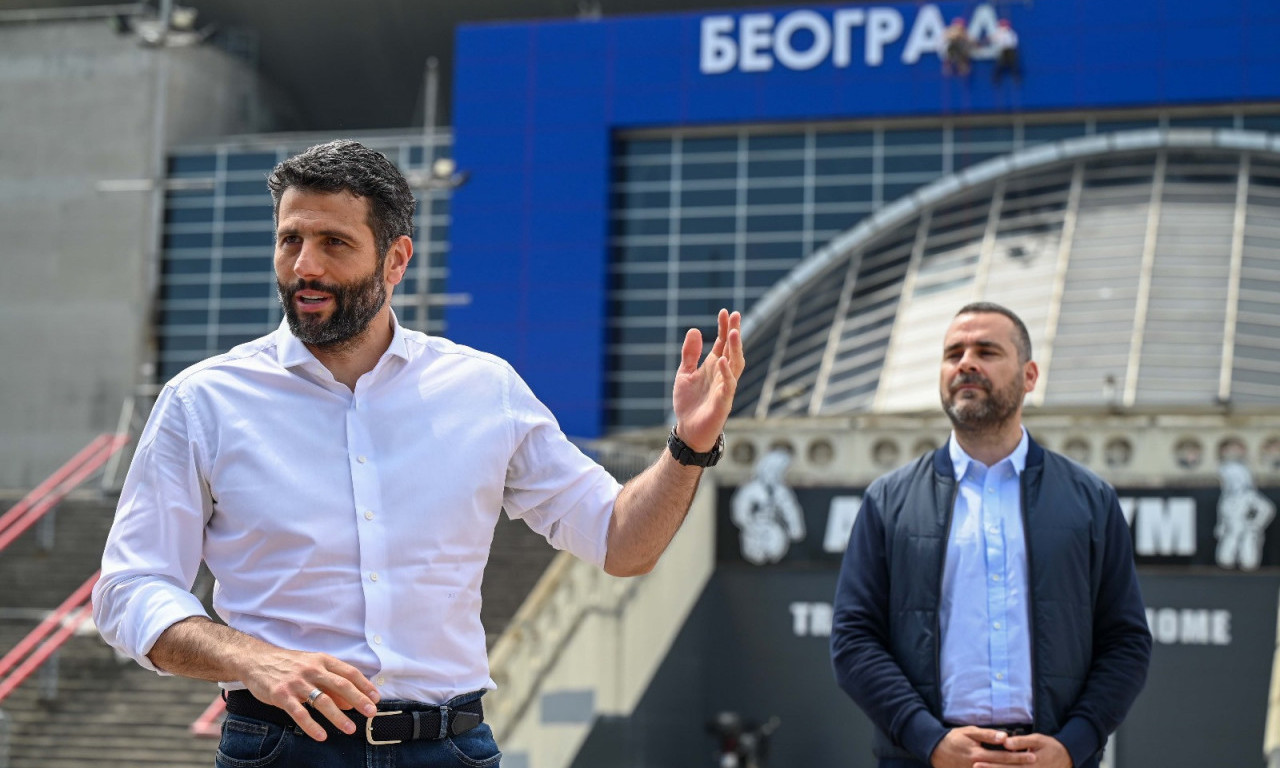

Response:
(4, 1), (1280, 766)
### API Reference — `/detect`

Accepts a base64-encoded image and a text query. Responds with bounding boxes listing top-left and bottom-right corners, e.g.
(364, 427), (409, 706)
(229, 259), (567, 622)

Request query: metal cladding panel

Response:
(449, 1), (1280, 436)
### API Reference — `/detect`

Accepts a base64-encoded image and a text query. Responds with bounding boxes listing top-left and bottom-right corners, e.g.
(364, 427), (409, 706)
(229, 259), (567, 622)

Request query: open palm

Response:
(671, 309), (745, 452)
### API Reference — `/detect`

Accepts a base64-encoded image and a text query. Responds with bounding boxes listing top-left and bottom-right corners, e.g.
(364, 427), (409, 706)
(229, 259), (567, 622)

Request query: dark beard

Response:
(943, 371), (1023, 433)
(278, 264), (386, 352)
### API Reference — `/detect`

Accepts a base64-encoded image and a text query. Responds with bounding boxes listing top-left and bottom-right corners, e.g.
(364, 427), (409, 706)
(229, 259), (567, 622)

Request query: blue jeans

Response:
(215, 692), (501, 768)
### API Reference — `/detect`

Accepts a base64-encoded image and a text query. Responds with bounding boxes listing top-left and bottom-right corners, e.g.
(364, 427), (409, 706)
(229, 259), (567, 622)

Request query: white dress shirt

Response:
(939, 428), (1034, 725)
(92, 317), (622, 703)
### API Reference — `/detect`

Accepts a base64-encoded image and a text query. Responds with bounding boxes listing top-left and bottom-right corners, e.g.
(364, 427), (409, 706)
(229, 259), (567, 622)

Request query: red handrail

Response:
(0, 577), (97, 704)
(190, 695), (227, 737)
(0, 433), (129, 553)
(0, 573), (98, 681)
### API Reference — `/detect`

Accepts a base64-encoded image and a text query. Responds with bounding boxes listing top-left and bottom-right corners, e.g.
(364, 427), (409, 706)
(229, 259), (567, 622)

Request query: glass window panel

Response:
(162, 257), (213, 275)
(745, 214), (804, 233)
(813, 211), (865, 232)
(617, 138), (674, 157)
(224, 180), (269, 197)
(615, 217), (670, 237)
(883, 154), (943, 174)
(224, 205), (272, 223)
(747, 158), (804, 178)
(615, 164), (672, 183)
(815, 183), (873, 203)
(747, 186), (805, 206)
(165, 207), (215, 224)
(164, 232), (213, 249)
(165, 188), (214, 201)
(612, 271), (668, 291)
(678, 296), (729, 316)
(746, 267), (793, 287)
(1023, 123), (1088, 143)
(1093, 118), (1159, 134)
(613, 245), (669, 263)
(610, 325), (668, 344)
(227, 152), (279, 171)
(609, 351), (668, 371)
(608, 407), (666, 429)
(678, 268), (736, 289)
(164, 283), (211, 300)
(815, 131), (873, 148)
(220, 282), (272, 299)
(682, 136), (739, 155)
(1167, 115), (1235, 129)
(168, 154), (217, 175)
(682, 161), (738, 181)
(609, 379), (667, 400)
(680, 188), (737, 208)
(747, 134), (805, 152)
(883, 128), (942, 146)
(954, 125), (1014, 144)
(815, 156), (873, 176)
(610, 300), (667, 318)
(162, 334), (211, 352)
(680, 215), (737, 235)
(613, 189), (671, 209)
(1243, 115), (1280, 133)
(218, 307), (271, 325)
(745, 240), (805, 260)
(408, 146), (426, 166)
(223, 231), (272, 248)
(159, 309), (208, 326)
(953, 151), (1003, 170)
(218, 333), (259, 349)
(679, 242), (735, 262)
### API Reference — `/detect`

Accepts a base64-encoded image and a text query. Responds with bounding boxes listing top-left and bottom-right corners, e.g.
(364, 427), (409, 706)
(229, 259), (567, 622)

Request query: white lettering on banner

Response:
(823, 496), (862, 553)
(699, 3), (998, 74)
(1145, 608), (1232, 646)
(790, 601), (833, 636)
(700, 16), (737, 74)
(774, 10), (832, 70)
(1120, 497), (1197, 556)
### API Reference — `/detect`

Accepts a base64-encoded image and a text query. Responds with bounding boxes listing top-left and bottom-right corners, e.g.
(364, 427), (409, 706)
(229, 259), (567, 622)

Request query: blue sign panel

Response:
(448, 0), (1280, 437)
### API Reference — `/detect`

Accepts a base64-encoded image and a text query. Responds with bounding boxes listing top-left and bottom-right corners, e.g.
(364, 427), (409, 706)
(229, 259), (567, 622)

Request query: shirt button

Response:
(988, 526), (999, 535)
(993, 621), (1002, 630)
(376, 676), (386, 686)
(357, 455), (368, 464)
(987, 487), (995, 494)
(992, 574), (1002, 582)
(995, 672), (1005, 681)
(373, 635), (383, 645)
(370, 572), (379, 582)
(364, 510), (375, 521)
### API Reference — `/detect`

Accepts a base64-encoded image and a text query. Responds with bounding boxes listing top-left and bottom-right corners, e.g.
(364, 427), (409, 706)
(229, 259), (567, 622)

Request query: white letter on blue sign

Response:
(864, 8), (904, 66)
(832, 9), (866, 68)
(701, 16), (737, 74)
(902, 4), (945, 64)
(774, 10), (832, 71)
(739, 13), (775, 72)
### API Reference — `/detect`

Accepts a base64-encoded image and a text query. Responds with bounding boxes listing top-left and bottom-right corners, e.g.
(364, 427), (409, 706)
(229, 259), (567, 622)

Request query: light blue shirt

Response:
(939, 428), (1034, 725)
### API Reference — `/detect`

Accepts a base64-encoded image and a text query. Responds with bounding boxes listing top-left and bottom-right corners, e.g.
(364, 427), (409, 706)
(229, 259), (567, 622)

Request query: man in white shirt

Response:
(92, 139), (745, 767)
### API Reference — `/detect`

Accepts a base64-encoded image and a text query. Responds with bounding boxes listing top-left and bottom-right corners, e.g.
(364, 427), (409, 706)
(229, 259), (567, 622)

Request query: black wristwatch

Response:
(667, 426), (725, 467)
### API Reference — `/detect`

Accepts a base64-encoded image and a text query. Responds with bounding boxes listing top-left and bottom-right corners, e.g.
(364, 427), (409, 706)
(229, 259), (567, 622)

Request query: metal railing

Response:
(190, 695), (225, 738)
(0, 434), (130, 554)
(0, 573), (97, 705)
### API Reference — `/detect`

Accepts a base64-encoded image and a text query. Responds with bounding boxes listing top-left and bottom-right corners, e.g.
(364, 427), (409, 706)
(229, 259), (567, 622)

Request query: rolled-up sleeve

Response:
(500, 368), (622, 570)
(91, 385), (212, 672)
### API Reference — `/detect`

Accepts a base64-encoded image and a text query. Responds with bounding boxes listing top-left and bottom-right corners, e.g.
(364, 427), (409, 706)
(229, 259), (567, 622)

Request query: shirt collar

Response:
(948, 426), (1030, 479)
(274, 309), (411, 370)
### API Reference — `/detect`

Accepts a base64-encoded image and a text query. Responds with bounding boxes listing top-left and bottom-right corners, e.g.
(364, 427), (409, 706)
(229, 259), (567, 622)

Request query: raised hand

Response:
(671, 308), (744, 452)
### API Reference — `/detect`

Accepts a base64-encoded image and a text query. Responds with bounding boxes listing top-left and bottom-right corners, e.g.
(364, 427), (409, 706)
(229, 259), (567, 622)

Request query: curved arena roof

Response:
(733, 129), (1280, 419)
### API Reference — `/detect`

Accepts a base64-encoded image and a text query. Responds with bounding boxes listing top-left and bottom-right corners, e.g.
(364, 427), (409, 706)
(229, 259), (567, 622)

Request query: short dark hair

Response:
(955, 302), (1032, 363)
(267, 140), (416, 257)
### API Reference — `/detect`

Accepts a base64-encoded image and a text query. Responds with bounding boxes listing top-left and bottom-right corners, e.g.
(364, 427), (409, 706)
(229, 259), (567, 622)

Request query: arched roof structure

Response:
(733, 129), (1280, 418)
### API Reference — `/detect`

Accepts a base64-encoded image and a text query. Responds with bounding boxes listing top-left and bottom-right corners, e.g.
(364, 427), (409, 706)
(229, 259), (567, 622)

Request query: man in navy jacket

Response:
(831, 303), (1151, 768)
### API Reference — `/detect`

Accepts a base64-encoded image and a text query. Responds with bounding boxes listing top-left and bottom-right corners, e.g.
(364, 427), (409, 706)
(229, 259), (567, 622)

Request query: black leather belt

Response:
(224, 689), (484, 745)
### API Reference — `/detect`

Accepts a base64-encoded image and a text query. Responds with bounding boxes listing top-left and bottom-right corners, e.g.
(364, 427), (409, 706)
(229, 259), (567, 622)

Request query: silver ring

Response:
(305, 688), (324, 706)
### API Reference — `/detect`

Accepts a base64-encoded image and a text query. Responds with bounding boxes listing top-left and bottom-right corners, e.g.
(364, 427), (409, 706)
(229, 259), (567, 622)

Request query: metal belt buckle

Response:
(366, 710), (404, 745)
